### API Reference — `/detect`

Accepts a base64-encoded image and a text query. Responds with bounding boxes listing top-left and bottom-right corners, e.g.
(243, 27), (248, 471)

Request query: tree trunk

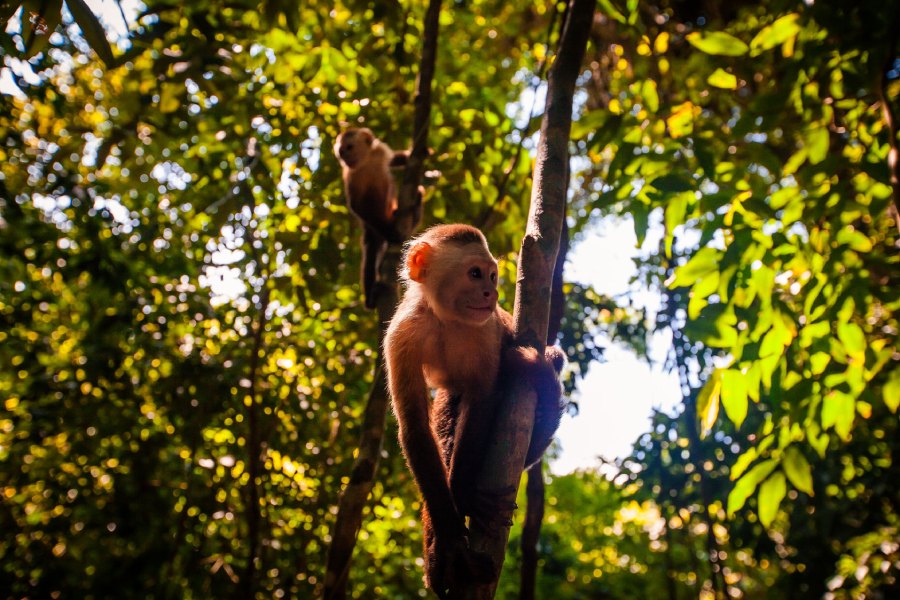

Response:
(462, 2), (594, 598)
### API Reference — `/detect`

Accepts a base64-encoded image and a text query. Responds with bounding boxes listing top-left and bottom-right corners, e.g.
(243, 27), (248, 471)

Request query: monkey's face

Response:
(334, 128), (374, 168)
(442, 246), (499, 326)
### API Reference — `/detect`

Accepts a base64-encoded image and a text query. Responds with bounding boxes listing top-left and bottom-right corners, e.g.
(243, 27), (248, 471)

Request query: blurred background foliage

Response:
(1, 0), (898, 598)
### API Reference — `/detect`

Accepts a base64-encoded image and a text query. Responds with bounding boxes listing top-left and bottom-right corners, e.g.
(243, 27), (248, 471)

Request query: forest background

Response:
(1, 0), (898, 598)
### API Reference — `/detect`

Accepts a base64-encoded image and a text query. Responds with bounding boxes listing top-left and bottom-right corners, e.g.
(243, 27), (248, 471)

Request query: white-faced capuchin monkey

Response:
(334, 127), (423, 309)
(383, 224), (566, 599)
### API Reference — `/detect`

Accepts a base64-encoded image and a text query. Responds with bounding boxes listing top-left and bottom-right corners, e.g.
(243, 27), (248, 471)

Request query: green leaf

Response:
(758, 471), (786, 528)
(731, 434), (774, 480)
(707, 68), (737, 90)
(668, 247), (721, 288)
(805, 126), (829, 165)
(809, 352), (830, 375)
(783, 147), (808, 175)
(884, 368), (900, 413)
(728, 458), (777, 514)
(159, 83), (182, 114)
(836, 228), (873, 253)
(631, 200), (650, 247)
(686, 31), (749, 56)
(782, 447), (814, 495)
(807, 422), (830, 458)
(663, 191), (690, 258)
(759, 323), (791, 359)
(641, 79), (659, 113)
(750, 13), (801, 52)
(769, 186), (800, 210)
(688, 271), (719, 319)
(597, 0), (626, 23)
(573, 109), (614, 140)
(685, 303), (738, 348)
(666, 101), (697, 138)
(651, 174), (694, 193)
(822, 391), (855, 440)
(696, 369), (722, 438)
(721, 369), (748, 428)
(66, 0), (115, 67)
(836, 322), (866, 363)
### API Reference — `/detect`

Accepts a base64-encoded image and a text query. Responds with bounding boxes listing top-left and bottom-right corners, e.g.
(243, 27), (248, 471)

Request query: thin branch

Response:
(878, 31), (900, 234)
(322, 2), (442, 598)
(478, 6), (564, 233)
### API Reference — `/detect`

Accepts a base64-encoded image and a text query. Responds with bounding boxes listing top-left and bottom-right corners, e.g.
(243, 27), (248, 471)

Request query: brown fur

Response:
(383, 224), (565, 598)
(334, 128), (420, 308)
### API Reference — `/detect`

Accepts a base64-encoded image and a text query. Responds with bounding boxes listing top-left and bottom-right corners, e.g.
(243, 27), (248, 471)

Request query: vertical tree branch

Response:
(396, 0), (442, 226)
(322, 2), (441, 598)
(463, 2), (594, 598)
(519, 462), (545, 600)
(520, 220), (569, 600)
(878, 30), (900, 234)
(236, 284), (270, 600)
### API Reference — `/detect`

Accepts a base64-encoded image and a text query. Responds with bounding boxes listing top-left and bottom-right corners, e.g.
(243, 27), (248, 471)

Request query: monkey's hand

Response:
(469, 485), (518, 538)
(427, 534), (496, 599)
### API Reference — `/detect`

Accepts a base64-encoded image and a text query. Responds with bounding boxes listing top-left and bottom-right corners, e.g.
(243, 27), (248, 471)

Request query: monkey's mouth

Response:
(466, 305), (493, 314)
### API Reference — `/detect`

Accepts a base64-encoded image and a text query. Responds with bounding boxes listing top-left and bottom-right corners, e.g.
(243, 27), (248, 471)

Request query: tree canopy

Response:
(1, 0), (898, 598)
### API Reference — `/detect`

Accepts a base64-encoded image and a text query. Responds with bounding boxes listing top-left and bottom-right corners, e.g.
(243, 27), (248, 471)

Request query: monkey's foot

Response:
(426, 535), (496, 598)
(469, 486), (518, 537)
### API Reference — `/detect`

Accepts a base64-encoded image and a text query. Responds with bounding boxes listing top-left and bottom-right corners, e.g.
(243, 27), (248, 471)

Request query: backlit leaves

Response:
(686, 31), (749, 56)
(750, 13), (801, 53)
(707, 68), (738, 90)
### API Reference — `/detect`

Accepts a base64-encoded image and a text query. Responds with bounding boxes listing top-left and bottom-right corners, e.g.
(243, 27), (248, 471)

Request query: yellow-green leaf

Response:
(750, 13), (801, 53)
(707, 68), (738, 90)
(822, 391), (855, 440)
(642, 79), (659, 113)
(668, 246), (721, 288)
(884, 368), (900, 413)
(666, 101), (698, 138)
(836, 322), (866, 363)
(806, 126), (830, 165)
(728, 458), (777, 514)
(809, 352), (830, 375)
(721, 369), (749, 428)
(686, 31), (749, 56)
(697, 369), (722, 438)
(758, 471), (786, 528)
(782, 446), (814, 495)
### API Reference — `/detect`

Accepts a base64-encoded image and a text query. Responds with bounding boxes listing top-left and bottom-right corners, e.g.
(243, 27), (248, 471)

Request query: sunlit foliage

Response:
(1, 0), (898, 598)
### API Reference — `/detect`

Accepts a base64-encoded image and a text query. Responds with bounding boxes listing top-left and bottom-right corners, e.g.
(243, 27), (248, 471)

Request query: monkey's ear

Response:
(407, 242), (433, 282)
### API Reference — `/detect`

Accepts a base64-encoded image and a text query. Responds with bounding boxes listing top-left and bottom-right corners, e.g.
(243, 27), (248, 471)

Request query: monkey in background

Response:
(334, 127), (423, 309)
(383, 224), (566, 598)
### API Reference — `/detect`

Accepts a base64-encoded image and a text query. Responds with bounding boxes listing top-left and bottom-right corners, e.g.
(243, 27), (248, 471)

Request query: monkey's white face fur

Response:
(334, 128), (375, 168)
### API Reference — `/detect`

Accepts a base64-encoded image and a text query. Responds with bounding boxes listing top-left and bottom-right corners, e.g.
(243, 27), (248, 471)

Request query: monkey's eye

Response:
(469, 267), (482, 279)
(490, 272), (497, 283)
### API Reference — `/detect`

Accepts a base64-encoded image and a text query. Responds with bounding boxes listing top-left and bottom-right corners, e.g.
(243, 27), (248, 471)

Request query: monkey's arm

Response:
(387, 350), (466, 541)
(503, 345), (566, 468)
(388, 150), (410, 168)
